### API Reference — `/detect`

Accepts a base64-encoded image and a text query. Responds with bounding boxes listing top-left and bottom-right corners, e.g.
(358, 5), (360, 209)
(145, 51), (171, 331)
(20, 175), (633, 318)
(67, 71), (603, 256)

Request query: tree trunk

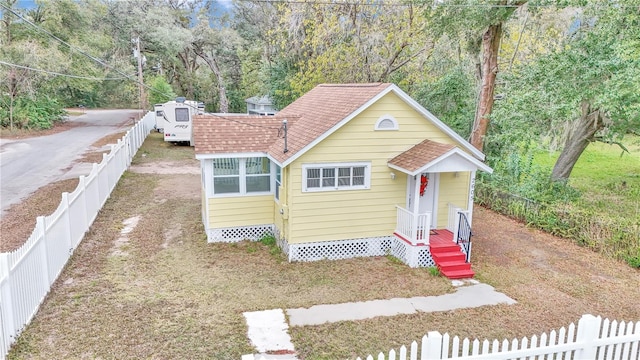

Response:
(194, 48), (228, 113)
(551, 102), (605, 182)
(470, 23), (502, 151)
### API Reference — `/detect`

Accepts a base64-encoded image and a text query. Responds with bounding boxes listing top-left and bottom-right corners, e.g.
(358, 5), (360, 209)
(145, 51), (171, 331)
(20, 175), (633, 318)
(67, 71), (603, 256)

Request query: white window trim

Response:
(211, 157), (274, 197)
(302, 162), (371, 192)
(274, 164), (282, 202)
(374, 115), (399, 130)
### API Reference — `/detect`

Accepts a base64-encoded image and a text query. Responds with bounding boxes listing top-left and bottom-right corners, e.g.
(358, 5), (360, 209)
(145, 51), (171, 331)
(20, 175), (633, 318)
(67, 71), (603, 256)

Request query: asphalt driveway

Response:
(0, 109), (141, 217)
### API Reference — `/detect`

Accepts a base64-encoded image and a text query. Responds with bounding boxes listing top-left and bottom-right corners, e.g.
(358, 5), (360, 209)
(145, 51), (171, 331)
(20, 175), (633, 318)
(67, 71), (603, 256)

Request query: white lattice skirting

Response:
(206, 224), (275, 243)
(206, 224), (436, 268)
(389, 237), (436, 268)
(282, 235), (436, 268)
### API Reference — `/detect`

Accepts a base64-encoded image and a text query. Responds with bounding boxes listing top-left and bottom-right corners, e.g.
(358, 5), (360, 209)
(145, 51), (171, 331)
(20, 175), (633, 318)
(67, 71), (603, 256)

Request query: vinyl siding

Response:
(208, 195), (274, 228)
(287, 92), (454, 244)
(436, 172), (471, 228)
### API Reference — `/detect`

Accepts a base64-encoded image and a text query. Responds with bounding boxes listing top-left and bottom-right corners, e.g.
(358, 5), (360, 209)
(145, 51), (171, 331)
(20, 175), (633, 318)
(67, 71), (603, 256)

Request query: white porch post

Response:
(412, 175), (420, 244)
(467, 170), (476, 227)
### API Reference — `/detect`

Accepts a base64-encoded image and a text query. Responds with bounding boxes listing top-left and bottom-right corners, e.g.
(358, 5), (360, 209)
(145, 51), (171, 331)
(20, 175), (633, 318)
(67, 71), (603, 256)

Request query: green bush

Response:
(626, 253), (640, 269)
(475, 182), (640, 267)
(259, 234), (277, 247)
(0, 95), (65, 129)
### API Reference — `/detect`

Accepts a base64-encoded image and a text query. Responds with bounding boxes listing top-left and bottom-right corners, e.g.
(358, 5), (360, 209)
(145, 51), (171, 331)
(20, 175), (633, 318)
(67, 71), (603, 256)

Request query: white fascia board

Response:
(409, 148), (493, 176)
(195, 152), (267, 160)
(195, 152), (284, 168)
(281, 85), (396, 167)
(266, 153), (283, 167)
(387, 84), (486, 161)
(387, 163), (413, 175)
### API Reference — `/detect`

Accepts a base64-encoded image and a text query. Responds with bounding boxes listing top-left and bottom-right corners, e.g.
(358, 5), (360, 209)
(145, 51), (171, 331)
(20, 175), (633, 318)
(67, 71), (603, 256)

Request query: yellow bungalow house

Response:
(193, 83), (492, 278)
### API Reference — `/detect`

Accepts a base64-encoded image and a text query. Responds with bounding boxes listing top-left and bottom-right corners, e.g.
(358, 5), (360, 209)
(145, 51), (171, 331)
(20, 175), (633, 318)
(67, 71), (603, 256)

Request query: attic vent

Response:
(375, 115), (399, 131)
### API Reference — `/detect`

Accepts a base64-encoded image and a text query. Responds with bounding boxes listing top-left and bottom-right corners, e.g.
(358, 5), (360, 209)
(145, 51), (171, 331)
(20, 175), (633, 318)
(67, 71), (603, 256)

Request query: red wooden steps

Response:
(429, 233), (474, 279)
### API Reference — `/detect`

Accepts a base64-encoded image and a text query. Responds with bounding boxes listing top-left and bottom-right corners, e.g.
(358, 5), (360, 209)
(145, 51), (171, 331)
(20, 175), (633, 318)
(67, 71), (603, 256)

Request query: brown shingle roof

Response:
(193, 114), (297, 155)
(388, 139), (456, 173)
(268, 83), (392, 162)
(194, 83), (393, 161)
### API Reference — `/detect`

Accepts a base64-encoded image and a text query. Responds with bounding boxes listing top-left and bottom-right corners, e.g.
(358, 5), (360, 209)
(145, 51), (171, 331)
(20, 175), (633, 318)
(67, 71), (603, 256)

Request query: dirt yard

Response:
(3, 133), (639, 359)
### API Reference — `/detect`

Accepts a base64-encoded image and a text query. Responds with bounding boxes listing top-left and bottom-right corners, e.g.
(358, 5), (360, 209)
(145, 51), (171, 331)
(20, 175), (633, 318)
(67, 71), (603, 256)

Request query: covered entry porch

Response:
(386, 139), (492, 275)
(394, 203), (471, 247)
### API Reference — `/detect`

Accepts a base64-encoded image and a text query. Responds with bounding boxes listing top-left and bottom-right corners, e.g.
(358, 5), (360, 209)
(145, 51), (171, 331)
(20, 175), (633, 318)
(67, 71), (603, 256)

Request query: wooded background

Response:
(1, 0), (639, 264)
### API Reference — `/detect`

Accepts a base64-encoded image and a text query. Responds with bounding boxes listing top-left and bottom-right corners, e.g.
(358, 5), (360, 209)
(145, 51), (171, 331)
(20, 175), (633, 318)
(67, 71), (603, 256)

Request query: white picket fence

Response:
(0, 111), (155, 360)
(354, 314), (640, 360)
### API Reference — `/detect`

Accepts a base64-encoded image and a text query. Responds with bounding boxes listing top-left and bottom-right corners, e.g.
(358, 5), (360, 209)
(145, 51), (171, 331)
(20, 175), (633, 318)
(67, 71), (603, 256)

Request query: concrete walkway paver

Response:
(242, 281), (516, 359)
(243, 309), (296, 355)
(286, 283), (516, 326)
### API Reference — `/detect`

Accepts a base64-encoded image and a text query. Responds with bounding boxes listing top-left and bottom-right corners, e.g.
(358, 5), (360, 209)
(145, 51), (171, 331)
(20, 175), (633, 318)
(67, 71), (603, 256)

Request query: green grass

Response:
(533, 135), (640, 215)
(133, 131), (198, 163)
(8, 134), (640, 360)
(530, 135), (640, 265)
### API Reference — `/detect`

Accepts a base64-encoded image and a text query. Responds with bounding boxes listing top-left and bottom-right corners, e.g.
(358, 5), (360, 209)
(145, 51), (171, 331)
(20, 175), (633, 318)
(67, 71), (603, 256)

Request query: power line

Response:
(0, 3), (133, 80)
(0, 3), (181, 108)
(0, 60), (129, 80)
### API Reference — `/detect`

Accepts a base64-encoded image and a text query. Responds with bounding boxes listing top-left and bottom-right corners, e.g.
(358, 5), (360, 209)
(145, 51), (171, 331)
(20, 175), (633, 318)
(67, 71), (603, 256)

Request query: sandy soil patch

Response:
(0, 178), (79, 252)
(129, 161), (200, 175)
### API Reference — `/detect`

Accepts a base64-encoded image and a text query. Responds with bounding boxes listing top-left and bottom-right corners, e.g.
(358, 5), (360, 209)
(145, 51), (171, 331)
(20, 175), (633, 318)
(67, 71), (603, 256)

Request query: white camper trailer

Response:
(160, 98), (204, 145)
(154, 103), (165, 132)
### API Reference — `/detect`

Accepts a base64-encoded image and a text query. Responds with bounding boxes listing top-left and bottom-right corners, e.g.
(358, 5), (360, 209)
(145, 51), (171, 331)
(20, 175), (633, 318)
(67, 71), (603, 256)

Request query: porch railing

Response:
(448, 203), (473, 262)
(456, 212), (472, 262)
(395, 206), (431, 245)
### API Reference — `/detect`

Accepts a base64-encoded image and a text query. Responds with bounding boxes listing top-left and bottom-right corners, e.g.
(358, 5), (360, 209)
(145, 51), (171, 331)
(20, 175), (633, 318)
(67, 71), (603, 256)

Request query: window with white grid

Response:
(212, 157), (273, 196)
(303, 162), (370, 192)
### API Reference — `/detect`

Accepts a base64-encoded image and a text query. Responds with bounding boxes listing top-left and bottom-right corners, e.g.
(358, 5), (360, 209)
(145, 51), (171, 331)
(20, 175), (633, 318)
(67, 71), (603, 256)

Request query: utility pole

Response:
(134, 36), (148, 111)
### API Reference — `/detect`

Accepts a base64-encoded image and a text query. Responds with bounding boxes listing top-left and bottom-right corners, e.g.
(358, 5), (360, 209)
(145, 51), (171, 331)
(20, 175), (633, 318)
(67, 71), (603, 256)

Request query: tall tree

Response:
(191, 4), (244, 113)
(426, 0), (529, 151)
(254, 0), (432, 107)
(0, 0), (67, 128)
(491, 0), (640, 181)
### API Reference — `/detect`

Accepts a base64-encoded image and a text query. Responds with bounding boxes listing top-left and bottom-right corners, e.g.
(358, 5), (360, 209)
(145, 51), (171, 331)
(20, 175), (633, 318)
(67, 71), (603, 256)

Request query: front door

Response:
(407, 173), (438, 229)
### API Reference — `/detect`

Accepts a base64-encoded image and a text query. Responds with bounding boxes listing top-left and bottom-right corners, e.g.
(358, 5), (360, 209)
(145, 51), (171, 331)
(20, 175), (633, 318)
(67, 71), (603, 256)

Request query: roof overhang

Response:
(278, 84), (486, 167)
(195, 151), (284, 167)
(388, 147), (493, 176)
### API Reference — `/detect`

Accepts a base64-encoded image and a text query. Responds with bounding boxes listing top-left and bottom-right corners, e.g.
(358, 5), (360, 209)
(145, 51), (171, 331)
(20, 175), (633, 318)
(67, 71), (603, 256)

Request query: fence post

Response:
(76, 176), (88, 248)
(422, 331), (443, 360)
(0, 253), (16, 353)
(574, 314), (601, 359)
(36, 217), (51, 286)
(61, 192), (73, 254)
(99, 154), (109, 205)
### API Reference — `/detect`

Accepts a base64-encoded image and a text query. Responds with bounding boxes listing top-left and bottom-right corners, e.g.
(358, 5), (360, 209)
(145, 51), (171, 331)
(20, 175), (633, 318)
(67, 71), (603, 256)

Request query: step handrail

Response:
(456, 212), (472, 263)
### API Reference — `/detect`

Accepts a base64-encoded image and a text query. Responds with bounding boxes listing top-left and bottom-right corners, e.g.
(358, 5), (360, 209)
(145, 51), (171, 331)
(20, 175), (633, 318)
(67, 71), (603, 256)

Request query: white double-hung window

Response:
(212, 157), (272, 195)
(303, 162), (370, 192)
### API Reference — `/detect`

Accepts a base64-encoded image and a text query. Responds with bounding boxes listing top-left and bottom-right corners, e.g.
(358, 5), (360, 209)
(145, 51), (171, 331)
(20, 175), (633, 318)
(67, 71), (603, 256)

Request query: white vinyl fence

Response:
(354, 314), (640, 360)
(0, 111), (155, 360)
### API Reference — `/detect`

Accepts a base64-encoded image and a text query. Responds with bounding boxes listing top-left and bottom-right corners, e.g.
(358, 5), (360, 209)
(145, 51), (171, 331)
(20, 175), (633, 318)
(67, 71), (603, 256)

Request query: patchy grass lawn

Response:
(0, 179), (79, 252)
(292, 206), (640, 359)
(534, 135), (640, 216)
(134, 131), (199, 163)
(7, 168), (451, 360)
(6, 135), (640, 360)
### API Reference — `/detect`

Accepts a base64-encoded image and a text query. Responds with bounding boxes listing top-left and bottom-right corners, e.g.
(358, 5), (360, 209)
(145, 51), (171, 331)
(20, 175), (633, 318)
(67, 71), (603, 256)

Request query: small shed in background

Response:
(246, 95), (278, 115)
